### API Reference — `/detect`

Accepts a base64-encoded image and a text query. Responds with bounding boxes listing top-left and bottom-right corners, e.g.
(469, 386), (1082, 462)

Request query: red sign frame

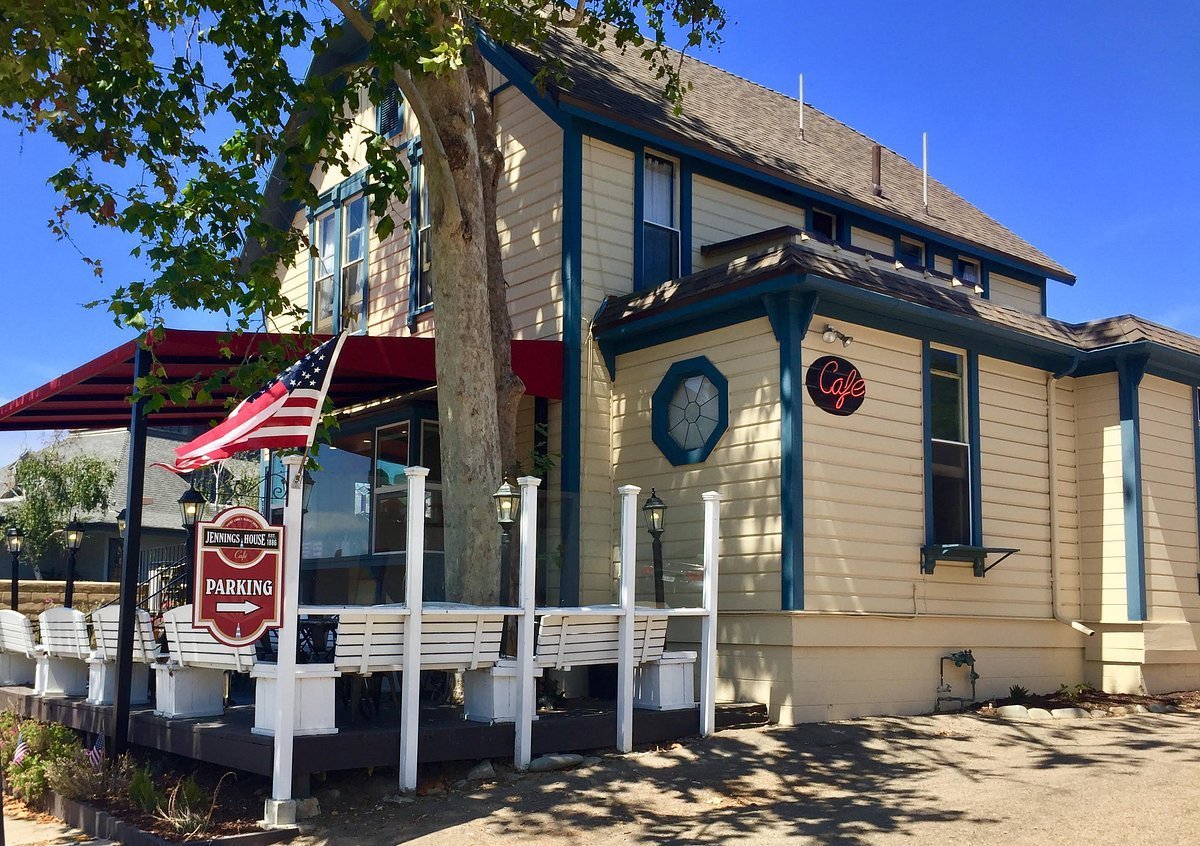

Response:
(192, 506), (284, 647)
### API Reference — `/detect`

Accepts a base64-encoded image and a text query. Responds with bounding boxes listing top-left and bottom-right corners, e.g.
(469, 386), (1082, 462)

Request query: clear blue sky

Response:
(1, 0), (1198, 465)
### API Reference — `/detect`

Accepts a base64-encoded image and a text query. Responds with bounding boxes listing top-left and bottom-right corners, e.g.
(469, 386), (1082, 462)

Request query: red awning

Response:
(0, 329), (563, 432)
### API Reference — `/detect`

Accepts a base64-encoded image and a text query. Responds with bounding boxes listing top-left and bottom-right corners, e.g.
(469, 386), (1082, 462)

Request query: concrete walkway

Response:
(1, 810), (111, 845)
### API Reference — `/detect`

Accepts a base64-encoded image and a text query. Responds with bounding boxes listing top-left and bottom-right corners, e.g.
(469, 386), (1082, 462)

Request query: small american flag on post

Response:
(12, 732), (29, 765)
(156, 334), (347, 474)
(87, 734), (105, 770)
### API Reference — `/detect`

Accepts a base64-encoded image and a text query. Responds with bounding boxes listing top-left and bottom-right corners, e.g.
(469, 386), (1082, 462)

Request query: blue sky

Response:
(1, 0), (1198, 465)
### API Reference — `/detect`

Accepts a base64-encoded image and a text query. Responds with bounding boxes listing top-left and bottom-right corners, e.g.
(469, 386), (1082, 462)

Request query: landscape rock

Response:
(1131, 704), (1149, 714)
(996, 705), (1029, 720)
(1090, 709), (1107, 718)
(296, 797), (321, 820)
(528, 753), (585, 772)
(1147, 703), (1173, 713)
(1051, 708), (1091, 720)
(467, 760), (496, 781)
(1110, 706), (1129, 716)
(1027, 708), (1054, 721)
(382, 793), (414, 805)
(582, 756), (602, 767)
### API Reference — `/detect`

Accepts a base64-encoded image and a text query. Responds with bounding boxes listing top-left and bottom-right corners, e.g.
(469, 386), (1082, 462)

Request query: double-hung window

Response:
(409, 144), (433, 321)
(957, 257), (981, 290)
(310, 178), (368, 335)
(928, 347), (973, 545)
(897, 237), (925, 267)
(642, 153), (680, 288)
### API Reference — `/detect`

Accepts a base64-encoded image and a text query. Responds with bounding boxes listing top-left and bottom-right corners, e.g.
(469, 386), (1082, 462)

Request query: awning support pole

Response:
(398, 466), (428, 793)
(616, 484), (640, 753)
(514, 474), (541, 771)
(111, 345), (150, 758)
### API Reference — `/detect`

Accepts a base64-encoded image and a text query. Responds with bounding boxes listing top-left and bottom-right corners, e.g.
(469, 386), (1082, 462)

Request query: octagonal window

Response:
(652, 357), (729, 465)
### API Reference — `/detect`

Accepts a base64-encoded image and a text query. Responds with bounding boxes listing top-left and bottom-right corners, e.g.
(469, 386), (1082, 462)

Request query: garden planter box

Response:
(44, 791), (298, 846)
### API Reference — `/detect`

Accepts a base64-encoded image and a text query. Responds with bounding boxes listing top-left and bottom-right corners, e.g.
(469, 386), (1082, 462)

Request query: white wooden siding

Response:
(850, 226), (892, 256)
(611, 320), (782, 611)
(1075, 374), (1127, 622)
(1140, 376), (1200, 623)
(802, 324), (925, 614)
(691, 175), (804, 270)
(989, 272), (1043, 314)
(580, 137), (635, 322)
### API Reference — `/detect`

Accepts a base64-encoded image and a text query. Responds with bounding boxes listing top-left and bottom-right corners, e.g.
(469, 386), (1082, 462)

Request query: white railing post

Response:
(266, 455), (304, 823)
(616, 484), (640, 753)
(399, 466), (428, 792)
(514, 475), (541, 770)
(699, 490), (722, 737)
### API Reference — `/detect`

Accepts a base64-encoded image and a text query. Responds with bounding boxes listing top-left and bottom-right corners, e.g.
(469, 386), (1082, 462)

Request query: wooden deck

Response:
(0, 686), (767, 786)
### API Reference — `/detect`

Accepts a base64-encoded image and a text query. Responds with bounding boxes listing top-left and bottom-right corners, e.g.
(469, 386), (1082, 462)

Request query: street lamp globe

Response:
(63, 518), (86, 552)
(642, 489), (667, 536)
(115, 508), (128, 539)
(178, 488), (208, 529)
(493, 480), (520, 531)
(5, 525), (23, 555)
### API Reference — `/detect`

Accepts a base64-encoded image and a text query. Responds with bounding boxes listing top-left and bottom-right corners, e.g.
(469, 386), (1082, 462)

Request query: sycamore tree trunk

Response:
(412, 67), (505, 605)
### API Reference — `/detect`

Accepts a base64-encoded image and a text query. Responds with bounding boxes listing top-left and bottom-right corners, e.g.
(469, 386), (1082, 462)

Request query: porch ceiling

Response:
(0, 329), (563, 432)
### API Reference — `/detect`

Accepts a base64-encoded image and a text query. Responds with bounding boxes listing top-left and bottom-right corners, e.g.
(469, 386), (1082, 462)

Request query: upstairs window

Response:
(897, 237), (925, 267)
(811, 208), (837, 240)
(957, 257), (981, 289)
(310, 183), (368, 335)
(377, 81), (403, 138)
(409, 146), (433, 321)
(928, 348), (973, 545)
(642, 153), (680, 288)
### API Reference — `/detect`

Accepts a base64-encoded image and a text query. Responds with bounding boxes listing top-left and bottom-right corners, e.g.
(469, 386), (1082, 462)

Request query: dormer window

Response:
(957, 257), (981, 288)
(642, 153), (680, 288)
(377, 81), (403, 138)
(811, 209), (837, 240)
(897, 237), (925, 267)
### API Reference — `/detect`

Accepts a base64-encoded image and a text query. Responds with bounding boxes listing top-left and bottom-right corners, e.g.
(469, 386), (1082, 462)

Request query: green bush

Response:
(4, 719), (83, 800)
(1008, 684), (1031, 704)
(129, 764), (162, 814)
(45, 750), (132, 802)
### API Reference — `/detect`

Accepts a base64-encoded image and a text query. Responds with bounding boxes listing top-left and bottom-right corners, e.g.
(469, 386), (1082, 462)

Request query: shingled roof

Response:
(509, 30), (1075, 283)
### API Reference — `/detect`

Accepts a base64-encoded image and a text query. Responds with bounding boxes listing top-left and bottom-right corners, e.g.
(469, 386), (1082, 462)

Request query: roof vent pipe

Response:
(922, 132), (929, 212)
(871, 144), (882, 196)
(798, 74), (804, 141)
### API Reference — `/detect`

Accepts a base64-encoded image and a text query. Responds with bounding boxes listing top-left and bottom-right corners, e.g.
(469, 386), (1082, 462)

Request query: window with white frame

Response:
(957, 256), (981, 288)
(928, 347), (972, 545)
(897, 237), (925, 267)
(811, 208), (837, 240)
(642, 153), (680, 288)
(310, 182), (368, 335)
(410, 147), (433, 316)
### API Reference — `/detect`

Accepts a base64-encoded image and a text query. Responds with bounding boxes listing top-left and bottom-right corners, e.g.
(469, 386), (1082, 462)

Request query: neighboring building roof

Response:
(593, 238), (1200, 371)
(508, 29), (1075, 284)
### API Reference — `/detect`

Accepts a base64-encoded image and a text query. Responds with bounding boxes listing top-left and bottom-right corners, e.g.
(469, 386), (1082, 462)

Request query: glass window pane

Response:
(643, 223), (679, 287)
(373, 423), (410, 554)
(812, 210), (836, 239)
(930, 372), (963, 442)
(667, 374), (720, 452)
(314, 275), (334, 334)
(344, 196), (366, 263)
(644, 155), (674, 227)
(302, 432), (373, 563)
(932, 441), (971, 544)
(341, 263), (363, 333)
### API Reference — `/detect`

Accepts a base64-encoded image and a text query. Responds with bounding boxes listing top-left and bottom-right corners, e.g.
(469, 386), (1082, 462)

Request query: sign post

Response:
(263, 455), (304, 826)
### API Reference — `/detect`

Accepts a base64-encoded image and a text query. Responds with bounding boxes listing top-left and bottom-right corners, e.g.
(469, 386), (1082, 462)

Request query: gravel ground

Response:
(297, 710), (1200, 845)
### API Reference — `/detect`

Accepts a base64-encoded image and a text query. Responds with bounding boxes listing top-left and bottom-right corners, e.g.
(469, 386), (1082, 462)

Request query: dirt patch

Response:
(971, 685), (1200, 716)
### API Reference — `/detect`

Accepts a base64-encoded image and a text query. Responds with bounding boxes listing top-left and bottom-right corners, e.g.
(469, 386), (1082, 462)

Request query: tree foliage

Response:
(4, 443), (116, 573)
(0, 0), (726, 600)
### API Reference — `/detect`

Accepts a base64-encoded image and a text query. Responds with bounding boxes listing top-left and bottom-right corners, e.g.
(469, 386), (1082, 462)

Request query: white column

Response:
(399, 466), (428, 792)
(616, 484), (640, 753)
(269, 455), (305, 805)
(514, 475), (541, 770)
(699, 490), (722, 737)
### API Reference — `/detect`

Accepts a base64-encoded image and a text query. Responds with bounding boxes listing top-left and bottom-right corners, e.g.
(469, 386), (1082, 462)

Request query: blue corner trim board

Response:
(631, 148), (646, 291)
(1118, 355), (1149, 621)
(679, 161), (693, 277)
(558, 123), (583, 606)
(650, 356), (729, 466)
(765, 291), (819, 612)
(967, 352), (983, 545)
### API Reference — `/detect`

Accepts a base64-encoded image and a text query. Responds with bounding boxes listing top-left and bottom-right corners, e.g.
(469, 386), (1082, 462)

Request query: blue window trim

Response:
(765, 292), (818, 611)
(407, 139), (432, 330)
(558, 122), (583, 605)
(307, 169), (370, 335)
(679, 160), (693, 277)
(632, 146), (646, 291)
(922, 342), (983, 547)
(894, 235), (929, 269)
(1118, 355), (1149, 621)
(651, 356), (730, 466)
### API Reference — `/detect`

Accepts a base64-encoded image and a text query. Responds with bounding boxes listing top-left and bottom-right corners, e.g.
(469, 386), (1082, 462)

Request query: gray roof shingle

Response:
(512, 30), (1074, 282)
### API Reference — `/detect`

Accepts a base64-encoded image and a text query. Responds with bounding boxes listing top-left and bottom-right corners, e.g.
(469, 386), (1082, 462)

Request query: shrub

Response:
(46, 750), (132, 802)
(5, 719), (82, 800)
(129, 764), (162, 814)
(155, 773), (231, 838)
(1008, 684), (1031, 704)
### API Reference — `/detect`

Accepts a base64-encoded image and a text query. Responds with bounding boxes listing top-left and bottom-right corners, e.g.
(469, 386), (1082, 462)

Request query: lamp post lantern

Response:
(178, 487), (208, 601)
(5, 525), (23, 611)
(63, 518), (85, 608)
(493, 480), (520, 605)
(642, 489), (667, 607)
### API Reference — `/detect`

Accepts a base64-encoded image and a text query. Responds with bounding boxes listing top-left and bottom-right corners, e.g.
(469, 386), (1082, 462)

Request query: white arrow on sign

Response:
(216, 600), (261, 615)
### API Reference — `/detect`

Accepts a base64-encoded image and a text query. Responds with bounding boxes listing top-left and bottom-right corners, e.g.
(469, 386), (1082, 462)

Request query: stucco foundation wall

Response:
(703, 613), (1084, 725)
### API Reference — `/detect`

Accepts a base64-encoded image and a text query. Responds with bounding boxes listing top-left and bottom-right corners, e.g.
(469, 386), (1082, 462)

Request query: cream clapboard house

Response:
(264, 28), (1200, 724)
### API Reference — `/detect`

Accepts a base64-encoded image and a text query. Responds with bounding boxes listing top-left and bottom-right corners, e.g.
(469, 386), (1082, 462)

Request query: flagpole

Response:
(264, 452), (305, 827)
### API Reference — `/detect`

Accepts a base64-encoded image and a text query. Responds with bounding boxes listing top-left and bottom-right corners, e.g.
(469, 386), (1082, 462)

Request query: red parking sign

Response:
(193, 506), (284, 647)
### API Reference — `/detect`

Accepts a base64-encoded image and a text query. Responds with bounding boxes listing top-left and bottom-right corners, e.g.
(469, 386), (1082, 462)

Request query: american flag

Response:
(157, 334), (347, 474)
(87, 734), (104, 770)
(12, 732), (29, 765)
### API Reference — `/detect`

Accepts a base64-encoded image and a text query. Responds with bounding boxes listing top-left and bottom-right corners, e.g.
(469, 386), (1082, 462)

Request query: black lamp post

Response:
(642, 489), (667, 607)
(493, 480), (519, 605)
(62, 517), (85, 608)
(178, 487), (208, 601)
(5, 525), (23, 611)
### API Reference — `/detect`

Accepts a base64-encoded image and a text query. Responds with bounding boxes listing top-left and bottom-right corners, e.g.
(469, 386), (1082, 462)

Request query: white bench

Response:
(35, 607), (92, 697)
(0, 609), (37, 686)
(87, 605), (160, 706)
(154, 604), (256, 719)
